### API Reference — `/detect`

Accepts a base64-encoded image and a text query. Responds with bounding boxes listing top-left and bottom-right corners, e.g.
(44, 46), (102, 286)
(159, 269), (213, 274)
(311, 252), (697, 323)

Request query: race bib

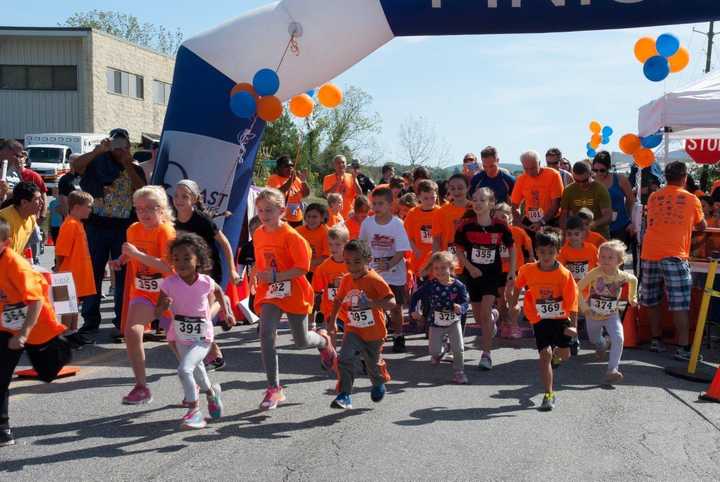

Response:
(536, 300), (564, 319)
(420, 226), (433, 244)
(268, 281), (291, 299)
(327, 287), (338, 301)
(433, 310), (459, 327)
(500, 245), (510, 259)
(348, 309), (375, 328)
(135, 274), (161, 293)
(448, 245), (457, 256)
(527, 208), (544, 223)
(589, 297), (619, 316)
(567, 262), (588, 280)
(174, 315), (207, 343)
(2, 302), (27, 331)
(472, 247), (496, 265)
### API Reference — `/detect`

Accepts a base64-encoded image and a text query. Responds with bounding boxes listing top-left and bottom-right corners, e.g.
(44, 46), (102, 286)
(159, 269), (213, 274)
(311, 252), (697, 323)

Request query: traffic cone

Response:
(699, 365), (720, 403)
(622, 304), (639, 348)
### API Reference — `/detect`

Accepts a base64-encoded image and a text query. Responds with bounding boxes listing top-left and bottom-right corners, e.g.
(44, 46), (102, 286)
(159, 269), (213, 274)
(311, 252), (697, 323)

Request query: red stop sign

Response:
(685, 138), (720, 165)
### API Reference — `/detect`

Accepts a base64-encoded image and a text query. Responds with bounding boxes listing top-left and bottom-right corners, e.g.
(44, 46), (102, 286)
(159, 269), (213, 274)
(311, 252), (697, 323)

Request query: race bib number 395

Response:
(2, 303), (27, 331)
(348, 309), (375, 328)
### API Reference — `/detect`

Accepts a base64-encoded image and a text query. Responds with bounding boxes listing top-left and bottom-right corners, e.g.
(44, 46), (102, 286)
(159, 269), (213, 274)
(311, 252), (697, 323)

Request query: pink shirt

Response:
(161, 273), (215, 345)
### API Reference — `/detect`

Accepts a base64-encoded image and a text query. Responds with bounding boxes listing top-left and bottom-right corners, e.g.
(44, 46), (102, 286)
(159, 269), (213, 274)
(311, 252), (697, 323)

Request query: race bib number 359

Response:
(135, 274), (161, 292)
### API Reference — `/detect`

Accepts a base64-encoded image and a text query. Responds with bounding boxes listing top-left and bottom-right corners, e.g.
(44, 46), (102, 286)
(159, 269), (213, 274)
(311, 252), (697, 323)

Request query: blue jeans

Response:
(80, 221), (128, 337)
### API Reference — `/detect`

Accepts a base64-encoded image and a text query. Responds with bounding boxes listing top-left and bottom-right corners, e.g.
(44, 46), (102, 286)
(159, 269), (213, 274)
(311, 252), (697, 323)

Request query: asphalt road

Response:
(2, 249), (720, 481)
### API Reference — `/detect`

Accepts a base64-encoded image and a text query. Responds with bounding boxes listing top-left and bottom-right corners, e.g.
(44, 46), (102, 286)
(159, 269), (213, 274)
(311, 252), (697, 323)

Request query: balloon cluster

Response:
(634, 34), (690, 82)
(289, 83), (343, 118)
(229, 68), (283, 122)
(619, 132), (662, 168)
(586, 121), (613, 158)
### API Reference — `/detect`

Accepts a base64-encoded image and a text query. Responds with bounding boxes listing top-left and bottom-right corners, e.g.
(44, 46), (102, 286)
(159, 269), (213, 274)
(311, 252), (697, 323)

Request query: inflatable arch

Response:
(154, 0), (720, 283)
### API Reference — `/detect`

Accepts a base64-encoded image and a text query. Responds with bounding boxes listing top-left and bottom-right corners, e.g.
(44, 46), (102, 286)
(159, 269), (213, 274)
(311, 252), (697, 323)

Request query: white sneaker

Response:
(478, 353), (492, 371)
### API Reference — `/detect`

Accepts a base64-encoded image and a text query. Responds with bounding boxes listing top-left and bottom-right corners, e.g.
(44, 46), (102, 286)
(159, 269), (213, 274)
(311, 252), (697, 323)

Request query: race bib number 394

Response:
(174, 316), (206, 343)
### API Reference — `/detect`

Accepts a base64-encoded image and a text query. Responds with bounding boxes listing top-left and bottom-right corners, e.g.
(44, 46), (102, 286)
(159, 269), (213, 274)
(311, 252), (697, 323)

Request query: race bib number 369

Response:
(536, 300), (564, 319)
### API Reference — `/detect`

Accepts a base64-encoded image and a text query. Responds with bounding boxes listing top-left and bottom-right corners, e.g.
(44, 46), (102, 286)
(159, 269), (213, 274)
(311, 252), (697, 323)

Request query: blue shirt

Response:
(469, 170), (516, 203)
(409, 278), (469, 326)
(49, 199), (63, 227)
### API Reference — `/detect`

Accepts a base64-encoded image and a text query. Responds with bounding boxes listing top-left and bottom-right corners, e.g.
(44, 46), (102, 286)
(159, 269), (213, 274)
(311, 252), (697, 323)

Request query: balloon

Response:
(252, 68), (280, 96)
(586, 142), (593, 151)
(587, 148), (597, 158)
(601, 136), (610, 145)
(589, 121), (602, 134)
(306, 89), (316, 97)
(634, 37), (658, 63)
(602, 126), (613, 137)
(641, 132), (663, 149)
(591, 133), (601, 146)
(643, 55), (670, 82)
(619, 134), (642, 155)
(257, 95), (283, 122)
(669, 47), (690, 73)
(656, 33), (680, 58)
(318, 83), (343, 108)
(634, 148), (655, 169)
(289, 94), (314, 118)
(230, 82), (257, 99)
(229, 91), (257, 119)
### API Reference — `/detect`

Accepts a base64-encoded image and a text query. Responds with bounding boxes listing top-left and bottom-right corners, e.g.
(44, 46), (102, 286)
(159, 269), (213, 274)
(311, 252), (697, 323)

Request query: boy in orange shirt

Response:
(345, 196), (370, 241)
(327, 239), (396, 409)
(312, 225), (350, 331)
(559, 216), (599, 282)
(54, 191), (96, 334)
(577, 208), (607, 248)
(404, 180), (440, 275)
(397, 193), (417, 220)
(295, 203), (330, 282)
(326, 193), (345, 228)
(515, 230), (578, 411)
(0, 219), (68, 446)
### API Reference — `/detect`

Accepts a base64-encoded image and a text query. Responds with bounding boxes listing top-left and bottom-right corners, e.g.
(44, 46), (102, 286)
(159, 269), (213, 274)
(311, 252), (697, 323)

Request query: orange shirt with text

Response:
(323, 173), (356, 218)
(55, 217), (97, 298)
(312, 257), (348, 321)
(510, 168), (564, 220)
(126, 222), (175, 304)
(266, 174), (305, 223)
(642, 185), (704, 261)
(335, 269), (393, 341)
(295, 224), (330, 271)
(501, 225), (533, 273)
(404, 206), (440, 272)
(559, 242), (598, 281)
(515, 262), (578, 324)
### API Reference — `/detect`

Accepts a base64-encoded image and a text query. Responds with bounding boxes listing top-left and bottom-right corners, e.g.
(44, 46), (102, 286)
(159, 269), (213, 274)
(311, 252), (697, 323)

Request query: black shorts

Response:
(462, 271), (504, 302)
(533, 318), (572, 351)
(389, 284), (407, 306)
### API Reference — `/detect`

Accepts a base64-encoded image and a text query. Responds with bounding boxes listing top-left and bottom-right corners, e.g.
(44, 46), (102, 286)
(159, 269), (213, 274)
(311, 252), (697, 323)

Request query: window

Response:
(106, 67), (144, 99)
(0, 65), (77, 90)
(152, 79), (171, 105)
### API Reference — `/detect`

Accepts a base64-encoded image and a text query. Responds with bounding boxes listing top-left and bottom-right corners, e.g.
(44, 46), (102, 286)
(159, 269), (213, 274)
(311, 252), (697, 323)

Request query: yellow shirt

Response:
(0, 205), (37, 254)
(576, 267), (637, 320)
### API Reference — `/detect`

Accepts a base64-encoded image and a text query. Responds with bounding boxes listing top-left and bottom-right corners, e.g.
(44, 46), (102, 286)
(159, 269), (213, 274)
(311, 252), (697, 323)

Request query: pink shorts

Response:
(128, 296), (171, 330)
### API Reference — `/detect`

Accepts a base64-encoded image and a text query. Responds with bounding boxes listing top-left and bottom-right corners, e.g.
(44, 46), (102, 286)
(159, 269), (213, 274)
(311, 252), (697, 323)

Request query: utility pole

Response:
(694, 21), (716, 74)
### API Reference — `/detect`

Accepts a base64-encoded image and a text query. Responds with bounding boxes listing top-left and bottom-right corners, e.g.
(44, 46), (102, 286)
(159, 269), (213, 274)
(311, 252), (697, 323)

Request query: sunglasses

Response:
(546, 161), (559, 166)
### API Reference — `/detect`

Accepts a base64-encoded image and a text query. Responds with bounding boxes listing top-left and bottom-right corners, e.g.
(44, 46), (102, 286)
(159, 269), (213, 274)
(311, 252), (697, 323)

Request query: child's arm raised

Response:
(122, 242), (173, 274)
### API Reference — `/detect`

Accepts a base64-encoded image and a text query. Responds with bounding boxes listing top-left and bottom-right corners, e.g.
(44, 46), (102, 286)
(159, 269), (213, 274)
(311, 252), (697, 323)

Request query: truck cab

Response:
(25, 144), (72, 187)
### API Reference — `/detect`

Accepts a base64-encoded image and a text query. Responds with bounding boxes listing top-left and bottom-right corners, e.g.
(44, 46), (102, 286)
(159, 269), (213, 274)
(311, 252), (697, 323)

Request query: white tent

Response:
(638, 70), (720, 139)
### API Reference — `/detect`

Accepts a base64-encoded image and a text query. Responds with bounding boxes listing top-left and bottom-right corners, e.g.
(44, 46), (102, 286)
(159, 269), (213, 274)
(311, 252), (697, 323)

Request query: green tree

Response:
(61, 10), (183, 55)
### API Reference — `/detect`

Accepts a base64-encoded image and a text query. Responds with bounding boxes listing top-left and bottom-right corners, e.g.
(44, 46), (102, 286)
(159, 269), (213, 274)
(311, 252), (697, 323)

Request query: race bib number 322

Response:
(268, 281), (291, 299)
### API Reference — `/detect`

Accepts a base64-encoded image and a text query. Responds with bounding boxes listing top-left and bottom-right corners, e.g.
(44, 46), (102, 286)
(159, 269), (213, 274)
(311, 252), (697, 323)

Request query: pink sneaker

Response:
(453, 371), (469, 385)
(260, 386), (286, 410)
(509, 325), (523, 339)
(122, 385), (152, 405)
(181, 384), (200, 408)
(317, 329), (337, 371)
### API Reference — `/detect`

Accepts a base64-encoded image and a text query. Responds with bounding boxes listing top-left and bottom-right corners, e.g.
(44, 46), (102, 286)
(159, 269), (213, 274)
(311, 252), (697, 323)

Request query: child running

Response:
(515, 230), (579, 411)
(295, 203), (330, 280)
(404, 180), (440, 277)
(312, 225), (350, 331)
(410, 251), (470, 384)
(577, 240), (637, 385)
(327, 240), (396, 409)
(432, 174), (472, 261)
(253, 188), (336, 410)
(559, 216), (598, 282)
(117, 186), (176, 405)
(454, 187), (515, 370)
(576, 208), (607, 249)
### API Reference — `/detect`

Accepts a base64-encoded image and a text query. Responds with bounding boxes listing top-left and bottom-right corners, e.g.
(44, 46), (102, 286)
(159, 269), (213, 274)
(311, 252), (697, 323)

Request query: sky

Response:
(5, 0), (718, 167)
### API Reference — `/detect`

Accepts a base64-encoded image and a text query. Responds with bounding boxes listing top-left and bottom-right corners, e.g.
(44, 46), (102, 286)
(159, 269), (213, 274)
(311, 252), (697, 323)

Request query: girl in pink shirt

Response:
(156, 233), (235, 429)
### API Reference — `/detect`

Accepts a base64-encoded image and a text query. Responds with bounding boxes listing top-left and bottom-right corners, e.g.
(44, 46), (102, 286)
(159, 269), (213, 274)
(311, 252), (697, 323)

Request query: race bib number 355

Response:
(2, 303), (27, 331)
(471, 247), (496, 265)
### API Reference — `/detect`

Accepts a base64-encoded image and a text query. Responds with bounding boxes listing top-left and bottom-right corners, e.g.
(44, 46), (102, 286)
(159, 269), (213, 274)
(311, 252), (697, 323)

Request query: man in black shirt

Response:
(351, 159), (375, 195)
(57, 155), (81, 216)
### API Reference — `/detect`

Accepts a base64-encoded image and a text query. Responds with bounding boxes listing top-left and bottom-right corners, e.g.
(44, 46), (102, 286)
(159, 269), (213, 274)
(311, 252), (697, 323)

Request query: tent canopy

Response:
(638, 71), (720, 139)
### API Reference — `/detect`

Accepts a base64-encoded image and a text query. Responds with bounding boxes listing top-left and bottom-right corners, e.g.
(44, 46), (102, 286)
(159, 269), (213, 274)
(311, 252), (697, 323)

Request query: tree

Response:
(398, 115), (450, 167)
(61, 10), (183, 56)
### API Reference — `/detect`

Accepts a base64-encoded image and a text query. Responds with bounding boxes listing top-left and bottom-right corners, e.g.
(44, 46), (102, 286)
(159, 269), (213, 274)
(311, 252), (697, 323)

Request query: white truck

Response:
(23, 133), (106, 186)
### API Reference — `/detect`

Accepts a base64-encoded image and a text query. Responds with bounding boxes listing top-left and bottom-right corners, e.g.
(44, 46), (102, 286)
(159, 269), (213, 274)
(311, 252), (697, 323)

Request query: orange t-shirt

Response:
(642, 185), (705, 261)
(585, 231), (607, 249)
(432, 203), (470, 274)
(295, 224), (330, 272)
(510, 168), (564, 222)
(404, 205), (439, 272)
(0, 248), (65, 345)
(323, 173), (357, 218)
(345, 216), (362, 240)
(55, 217), (96, 298)
(501, 225), (533, 273)
(266, 174), (305, 223)
(335, 269), (393, 341)
(126, 222), (175, 304)
(253, 223), (314, 315)
(559, 242), (598, 281)
(311, 257), (348, 321)
(515, 262), (578, 324)
(327, 212), (345, 228)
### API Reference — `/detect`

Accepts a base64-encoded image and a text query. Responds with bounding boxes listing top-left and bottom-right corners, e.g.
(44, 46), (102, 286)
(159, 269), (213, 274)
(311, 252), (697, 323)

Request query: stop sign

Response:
(685, 138), (720, 165)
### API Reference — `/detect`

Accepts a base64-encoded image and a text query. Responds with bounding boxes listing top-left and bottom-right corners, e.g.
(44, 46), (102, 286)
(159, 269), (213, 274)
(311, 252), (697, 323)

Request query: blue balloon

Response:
(641, 132), (663, 149)
(253, 68), (280, 96)
(656, 33), (680, 58)
(586, 142), (593, 150)
(644, 56), (670, 82)
(587, 148), (597, 158)
(601, 136), (610, 145)
(230, 91), (257, 118)
(602, 126), (613, 137)
(306, 89), (316, 97)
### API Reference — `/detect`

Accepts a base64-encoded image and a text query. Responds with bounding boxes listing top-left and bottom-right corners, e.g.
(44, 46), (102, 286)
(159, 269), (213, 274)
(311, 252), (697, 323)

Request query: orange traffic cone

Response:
(699, 365), (720, 403)
(622, 304), (639, 348)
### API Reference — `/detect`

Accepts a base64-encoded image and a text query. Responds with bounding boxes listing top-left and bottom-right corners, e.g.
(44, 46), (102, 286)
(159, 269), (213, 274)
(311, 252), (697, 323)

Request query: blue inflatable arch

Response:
(154, 0), (720, 284)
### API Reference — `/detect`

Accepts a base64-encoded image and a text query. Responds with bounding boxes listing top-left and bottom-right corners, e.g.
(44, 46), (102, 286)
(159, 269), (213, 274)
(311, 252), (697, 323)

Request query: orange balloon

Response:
(230, 82), (257, 99)
(634, 148), (655, 168)
(257, 95), (283, 122)
(619, 134), (642, 155)
(589, 121), (602, 134)
(591, 134), (602, 148)
(634, 37), (658, 63)
(669, 47), (690, 73)
(289, 94), (314, 118)
(318, 83), (343, 108)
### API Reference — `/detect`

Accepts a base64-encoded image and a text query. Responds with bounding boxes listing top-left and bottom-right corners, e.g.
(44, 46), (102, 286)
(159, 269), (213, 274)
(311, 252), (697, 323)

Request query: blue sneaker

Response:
(370, 384), (386, 403)
(207, 383), (223, 419)
(331, 393), (352, 409)
(181, 409), (207, 429)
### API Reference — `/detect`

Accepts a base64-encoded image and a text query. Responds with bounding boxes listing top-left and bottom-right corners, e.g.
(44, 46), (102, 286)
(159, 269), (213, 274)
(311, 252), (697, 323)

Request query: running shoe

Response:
(595, 337), (610, 360)
(370, 384), (386, 403)
(331, 392), (352, 409)
(539, 392), (555, 412)
(317, 329), (338, 371)
(490, 309), (499, 337)
(509, 325), (523, 339)
(570, 337), (580, 356)
(260, 386), (286, 410)
(674, 347), (703, 362)
(0, 428), (15, 447)
(604, 370), (624, 384)
(478, 353), (492, 371)
(205, 357), (226, 372)
(393, 335), (407, 353)
(181, 409), (207, 429)
(453, 371), (469, 385)
(649, 338), (666, 353)
(122, 385), (152, 405)
(207, 383), (224, 419)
